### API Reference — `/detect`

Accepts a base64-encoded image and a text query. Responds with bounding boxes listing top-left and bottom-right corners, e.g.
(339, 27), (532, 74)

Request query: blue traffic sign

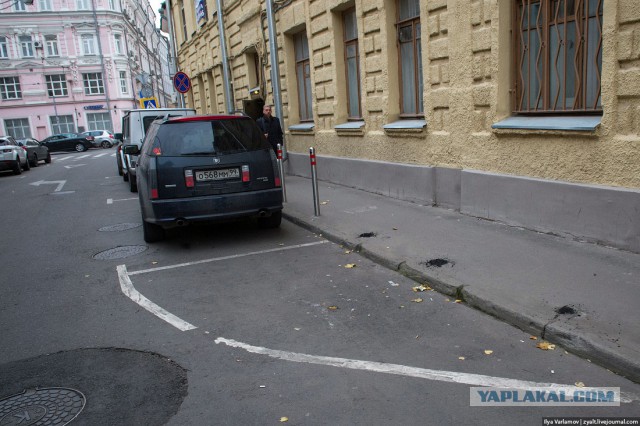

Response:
(174, 72), (191, 94)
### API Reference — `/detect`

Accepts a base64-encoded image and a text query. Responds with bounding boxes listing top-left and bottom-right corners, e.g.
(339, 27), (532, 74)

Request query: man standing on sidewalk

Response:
(256, 104), (283, 153)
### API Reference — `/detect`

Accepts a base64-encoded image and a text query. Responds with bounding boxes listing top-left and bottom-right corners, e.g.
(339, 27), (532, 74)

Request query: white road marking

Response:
(29, 179), (67, 192)
(76, 154), (90, 159)
(93, 153), (108, 158)
(128, 240), (330, 276)
(117, 265), (197, 331)
(111, 153), (116, 156)
(214, 338), (639, 404)
(56, 156), (73, 161)
(64, 164), (85, 169)
(106, 197), (138, 204)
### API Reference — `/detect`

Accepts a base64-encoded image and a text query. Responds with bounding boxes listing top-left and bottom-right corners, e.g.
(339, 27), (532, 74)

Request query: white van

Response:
(115, 108), (195, 191)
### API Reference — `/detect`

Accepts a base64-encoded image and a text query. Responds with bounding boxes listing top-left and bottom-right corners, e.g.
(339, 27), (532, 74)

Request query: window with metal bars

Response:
(514, 0), (603, 114)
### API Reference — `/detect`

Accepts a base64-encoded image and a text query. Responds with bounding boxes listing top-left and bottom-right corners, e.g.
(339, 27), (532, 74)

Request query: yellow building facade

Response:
(169, 0), (640, 252)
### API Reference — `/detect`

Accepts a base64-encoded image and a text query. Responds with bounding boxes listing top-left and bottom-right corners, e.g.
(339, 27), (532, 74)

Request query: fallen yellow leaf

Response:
(327, 306), (339, 311)
(152, 261), (158, 265)
(320, 201), (328, 205)
(575, 382), (585, 388)
(530, 336), (538, 340)
(458, 356), (465, 360)
(411, 298), (423, 303)
(412, 284), (432, 292)
(280, 417), (289, 423)
(484, 350), (494, 355)
(445, 298), (450, 302)
(454, 299), (462, 303)
(344, 263), (357, 268)
(536, 342), (556, 351)
(344, 250), (351, 254)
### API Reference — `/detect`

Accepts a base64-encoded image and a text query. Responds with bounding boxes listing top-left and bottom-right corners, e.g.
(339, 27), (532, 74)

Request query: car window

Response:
(152, 119), (270, 156)
(0, 140), (9, 146)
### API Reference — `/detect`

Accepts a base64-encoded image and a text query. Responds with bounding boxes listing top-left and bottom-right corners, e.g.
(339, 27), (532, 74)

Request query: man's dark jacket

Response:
(256, 115), (283, 152)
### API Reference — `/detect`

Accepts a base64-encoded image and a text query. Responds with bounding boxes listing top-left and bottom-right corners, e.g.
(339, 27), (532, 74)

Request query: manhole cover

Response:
(93, 245), (147, 260)
(98, 223), (141, 232)
(0, 387), (85, 426)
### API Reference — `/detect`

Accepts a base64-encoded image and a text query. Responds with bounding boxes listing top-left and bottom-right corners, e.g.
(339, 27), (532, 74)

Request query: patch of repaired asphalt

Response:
(0, 348), (187, 425)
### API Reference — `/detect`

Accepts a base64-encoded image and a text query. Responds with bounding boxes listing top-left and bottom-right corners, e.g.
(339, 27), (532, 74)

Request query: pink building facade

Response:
(0, 0), (174, 138)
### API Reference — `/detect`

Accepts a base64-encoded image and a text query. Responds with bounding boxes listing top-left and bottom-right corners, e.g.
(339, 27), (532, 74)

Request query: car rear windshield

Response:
(152, 119), (270, 156)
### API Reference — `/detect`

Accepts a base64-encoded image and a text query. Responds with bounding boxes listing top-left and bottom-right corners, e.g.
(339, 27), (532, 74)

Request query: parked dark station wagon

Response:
(125, 115), (283, 242)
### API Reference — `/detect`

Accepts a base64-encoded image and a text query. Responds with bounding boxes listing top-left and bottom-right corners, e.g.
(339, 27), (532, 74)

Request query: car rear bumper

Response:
(0, 159), (18, 171)
(145, 188), (284, 228)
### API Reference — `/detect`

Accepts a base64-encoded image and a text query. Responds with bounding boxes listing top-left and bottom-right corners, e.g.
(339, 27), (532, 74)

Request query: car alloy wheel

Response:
(30, 154), (38, 167)
(45, 152), (52, 164)
(101, 140), (111, 149)
(75, 143), (86, 152)
(13, 159), (22, 175)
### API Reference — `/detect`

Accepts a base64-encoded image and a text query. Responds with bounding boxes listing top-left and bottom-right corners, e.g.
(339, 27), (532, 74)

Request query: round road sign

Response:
(174, 71), (191, 94)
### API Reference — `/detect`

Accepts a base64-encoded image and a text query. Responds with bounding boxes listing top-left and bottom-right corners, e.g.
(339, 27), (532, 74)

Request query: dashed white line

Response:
(117, 265), (197, 331)
(214, 338), (638, 404)
(127, 240), (330, 276)
(75, 154), (90, 159)
(107, 197), (138, 204)
(56, 156), (73, 161)
(93, 153), (108, 158)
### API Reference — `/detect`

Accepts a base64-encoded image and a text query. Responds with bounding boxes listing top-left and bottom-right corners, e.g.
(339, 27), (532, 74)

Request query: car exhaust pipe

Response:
(176, 219), (188, 227)
(258, 209), (268, 217)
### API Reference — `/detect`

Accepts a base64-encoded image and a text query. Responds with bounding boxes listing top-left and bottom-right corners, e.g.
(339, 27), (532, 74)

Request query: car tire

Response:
(30, 154), (38, 167)
(258, 210), (282, 229)
(143, 220), (164, 243)
(123, 170), (129, 182)
(75, 143), (86, 152)
(45, 152), (52, 164)
(23, 156), (30, 171)
(13, 159), (22, 175)
(129, 176), (137, 193)
(101, 140), (111, 149)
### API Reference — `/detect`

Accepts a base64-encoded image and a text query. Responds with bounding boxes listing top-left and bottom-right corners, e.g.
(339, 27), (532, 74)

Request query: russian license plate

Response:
(195, 168), (240, 181)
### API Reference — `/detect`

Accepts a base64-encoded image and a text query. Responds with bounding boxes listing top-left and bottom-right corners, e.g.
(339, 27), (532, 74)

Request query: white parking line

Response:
(56, 156), (73, 161)
(128, 240), (329, 276)
(214, 338), (639, 404)
(93, 153), (108, 158)
(111, 153), (116, 156)
(76, 154), (91, 159)
(117, 265), (197, 331)
(107, 197), (138, 204)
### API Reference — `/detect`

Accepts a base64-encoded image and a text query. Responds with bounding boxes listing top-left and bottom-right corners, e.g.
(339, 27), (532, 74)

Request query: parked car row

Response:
(114, 108), (284, 242)
(1, 135), (33, 174)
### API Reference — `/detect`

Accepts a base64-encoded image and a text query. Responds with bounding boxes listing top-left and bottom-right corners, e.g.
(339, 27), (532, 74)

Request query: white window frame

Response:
(83, 72), (105, 95)
(76, 0), (90, 10)
(81, 34), (97, 56)
(119, 70), (129, 94)
(50, 115), (75, 134)
(0, 37), (8, 59)
(14, 1), (26, 11)
(19, 35), (34, 58)
(45, 35), (59, 57)
(46, 75), (68, 97)
(4, 118), (31, 138)
(38, 0), (53, 11)
(0, 77), (22, 100)
(114, 34), (123, 55)
(87, 112), (112, 131)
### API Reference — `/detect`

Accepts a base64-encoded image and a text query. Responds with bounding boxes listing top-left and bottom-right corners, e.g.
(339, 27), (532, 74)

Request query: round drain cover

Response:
(0, 388), (85, 426)
(98, 223), (141, 232)
(93, 245), (147, 260)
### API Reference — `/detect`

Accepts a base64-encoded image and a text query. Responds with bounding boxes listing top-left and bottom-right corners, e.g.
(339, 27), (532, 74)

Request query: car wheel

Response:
(123, 170), (129, 182)
(13, 159), (22, 175)
(30, 154), (38, 167)
(75, 143), (86, 152)
(143, 220), (164, 243)
(45, 152), (52, 164)
(258, 210), (282, 229)
(23, 156), (30, 171)
(129, 176), (137, 193)
(101, 140), (110, 149)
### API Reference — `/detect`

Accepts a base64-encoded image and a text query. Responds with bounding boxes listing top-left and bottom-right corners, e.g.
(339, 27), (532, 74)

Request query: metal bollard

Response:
(309, 147), (320, 216)
(276, 143), (287, 202)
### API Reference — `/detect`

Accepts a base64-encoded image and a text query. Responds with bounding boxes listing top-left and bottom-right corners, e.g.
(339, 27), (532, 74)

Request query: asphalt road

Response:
(1, 151), (639, 425)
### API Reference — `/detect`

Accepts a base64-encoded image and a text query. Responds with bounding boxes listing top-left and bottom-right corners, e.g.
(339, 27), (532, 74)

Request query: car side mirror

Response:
(114, 133), (123, 141)
(123, 145), (140, 155)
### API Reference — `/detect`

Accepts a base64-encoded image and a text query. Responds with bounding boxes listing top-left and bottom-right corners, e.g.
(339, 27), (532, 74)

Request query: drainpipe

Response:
(266, 0), (285, 159)
(166, 0), (184, 107)
(91, 0), (113, 129)
(215, 0), (234, 113)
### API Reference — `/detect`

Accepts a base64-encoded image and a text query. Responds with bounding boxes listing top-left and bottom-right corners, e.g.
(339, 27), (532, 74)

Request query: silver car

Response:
(82, 130), (115, 148)
(0, 135), (30, 174)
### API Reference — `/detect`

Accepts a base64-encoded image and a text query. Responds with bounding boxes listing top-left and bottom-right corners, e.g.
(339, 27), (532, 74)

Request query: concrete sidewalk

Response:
(280, 174), (640, 383)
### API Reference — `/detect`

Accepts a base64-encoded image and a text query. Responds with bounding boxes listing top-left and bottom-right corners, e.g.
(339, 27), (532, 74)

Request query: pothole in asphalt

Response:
(358, 232), (377, 238)
(0, 387), (85, 426)
(98, 223), (142, 232)
(423, 258), (454, 268)
(556, 305), (578, 315)
(92, 245), (147, 260)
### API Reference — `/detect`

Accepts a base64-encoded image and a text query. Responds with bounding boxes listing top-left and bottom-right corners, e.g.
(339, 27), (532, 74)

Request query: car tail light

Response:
(150, 157), (159, 199)
(241, 165), (250, 182)
(109, 134), (114, 138)
(21, 146), (27, 151)
(270, 150), (281, 187)
(184, 169), (195, 188)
